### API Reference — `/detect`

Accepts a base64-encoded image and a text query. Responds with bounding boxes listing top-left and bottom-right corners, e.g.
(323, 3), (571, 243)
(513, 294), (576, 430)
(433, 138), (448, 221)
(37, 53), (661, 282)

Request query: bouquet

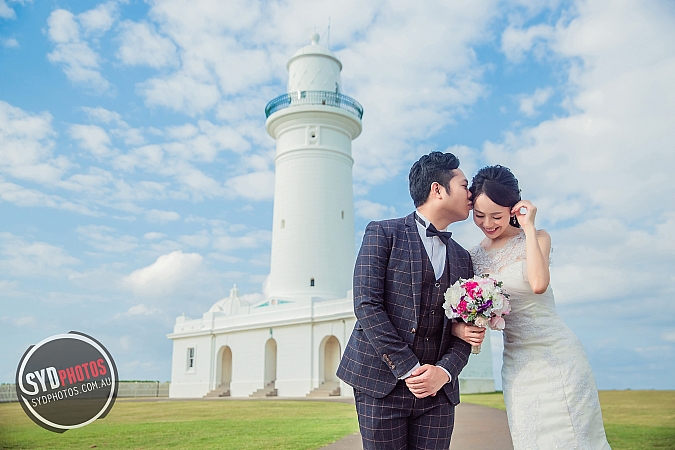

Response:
(443, 274), (511, 354)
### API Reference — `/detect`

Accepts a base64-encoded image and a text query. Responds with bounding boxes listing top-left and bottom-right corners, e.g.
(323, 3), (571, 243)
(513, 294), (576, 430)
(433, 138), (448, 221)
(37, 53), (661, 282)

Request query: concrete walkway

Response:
(321, 402), (513, 450)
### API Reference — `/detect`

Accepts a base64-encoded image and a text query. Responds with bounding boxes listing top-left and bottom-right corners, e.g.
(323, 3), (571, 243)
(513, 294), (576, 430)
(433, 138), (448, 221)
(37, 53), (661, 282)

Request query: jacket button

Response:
(411, 328), (416, 333)
(435, 282), (441, 288)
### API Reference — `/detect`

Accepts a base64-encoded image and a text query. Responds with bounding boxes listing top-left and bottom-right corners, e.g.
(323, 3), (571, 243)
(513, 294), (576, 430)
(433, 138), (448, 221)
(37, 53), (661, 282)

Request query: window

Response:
(341, 211), (344, 219)
(187, 347), (195, 370)
(281, 219), (285, 229)
(310, 278), (315, 287)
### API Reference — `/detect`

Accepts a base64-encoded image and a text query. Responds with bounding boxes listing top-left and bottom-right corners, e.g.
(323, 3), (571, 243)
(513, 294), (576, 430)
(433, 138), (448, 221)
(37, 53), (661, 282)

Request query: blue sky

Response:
(1, 0), (674, 389)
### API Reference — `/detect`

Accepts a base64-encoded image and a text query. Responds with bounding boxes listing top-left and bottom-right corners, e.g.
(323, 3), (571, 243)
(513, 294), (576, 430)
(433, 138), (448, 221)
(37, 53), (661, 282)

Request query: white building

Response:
(167, 34), (494, 399)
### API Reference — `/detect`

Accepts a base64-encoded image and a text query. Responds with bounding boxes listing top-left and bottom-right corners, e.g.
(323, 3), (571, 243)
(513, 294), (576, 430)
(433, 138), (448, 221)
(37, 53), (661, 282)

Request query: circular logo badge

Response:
(15, 331), (119, 433)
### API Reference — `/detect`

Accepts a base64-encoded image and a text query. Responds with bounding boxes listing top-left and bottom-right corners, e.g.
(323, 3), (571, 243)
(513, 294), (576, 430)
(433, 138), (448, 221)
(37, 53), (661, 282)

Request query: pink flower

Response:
(464, 281), (480, 299)
(489, 316), (506, 330)
(498, 299), (511, 315)
(457, 300), (468, 313)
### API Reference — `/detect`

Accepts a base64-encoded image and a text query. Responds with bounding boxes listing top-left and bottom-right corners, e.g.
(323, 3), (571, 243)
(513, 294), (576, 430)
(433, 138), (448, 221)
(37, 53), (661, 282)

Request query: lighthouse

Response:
(264, 33), (363, 301)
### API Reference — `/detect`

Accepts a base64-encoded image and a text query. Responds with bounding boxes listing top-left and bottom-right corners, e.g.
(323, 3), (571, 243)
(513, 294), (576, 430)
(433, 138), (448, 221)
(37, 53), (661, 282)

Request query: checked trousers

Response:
(354, 381), (455, 450)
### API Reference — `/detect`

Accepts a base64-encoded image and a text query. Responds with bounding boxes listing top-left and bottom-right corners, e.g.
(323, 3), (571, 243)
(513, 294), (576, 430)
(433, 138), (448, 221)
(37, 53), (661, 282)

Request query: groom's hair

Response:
(409, 152), (460, 207)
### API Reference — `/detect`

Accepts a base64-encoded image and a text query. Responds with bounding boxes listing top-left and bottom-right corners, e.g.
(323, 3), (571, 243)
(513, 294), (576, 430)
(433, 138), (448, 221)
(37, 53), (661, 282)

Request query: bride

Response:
(467, 165), (611, 449)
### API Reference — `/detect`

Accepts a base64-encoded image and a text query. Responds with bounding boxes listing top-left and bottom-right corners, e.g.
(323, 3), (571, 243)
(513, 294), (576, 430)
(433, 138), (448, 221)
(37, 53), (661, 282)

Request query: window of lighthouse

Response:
(310, 278), (315, 287)
(308, 126), (318, 144)
(341, 211), (345, 219)
(281, 219), (285, 229)
(186, 347), (195, 370)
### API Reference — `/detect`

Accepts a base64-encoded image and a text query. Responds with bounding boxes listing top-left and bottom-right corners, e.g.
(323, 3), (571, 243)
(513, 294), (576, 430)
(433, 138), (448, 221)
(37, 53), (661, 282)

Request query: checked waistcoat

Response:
(413, 244), (450, 365)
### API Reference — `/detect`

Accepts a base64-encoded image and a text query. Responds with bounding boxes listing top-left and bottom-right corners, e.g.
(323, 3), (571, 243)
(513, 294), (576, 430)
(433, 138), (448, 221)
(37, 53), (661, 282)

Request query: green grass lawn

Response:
(2, 391), (673, 449)
(461, 390), (675, 450)
(0, 399), (359, 449)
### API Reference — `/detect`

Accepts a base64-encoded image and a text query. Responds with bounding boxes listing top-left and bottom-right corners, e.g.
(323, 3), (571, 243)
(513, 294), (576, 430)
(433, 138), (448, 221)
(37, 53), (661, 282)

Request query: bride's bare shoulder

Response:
(536, 229), (550, 240)
(535, 229), (552, 257)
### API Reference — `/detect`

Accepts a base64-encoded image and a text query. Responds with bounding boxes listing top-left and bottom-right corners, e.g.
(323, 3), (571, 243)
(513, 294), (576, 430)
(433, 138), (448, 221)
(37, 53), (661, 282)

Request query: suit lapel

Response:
(405, 213), (423, 325)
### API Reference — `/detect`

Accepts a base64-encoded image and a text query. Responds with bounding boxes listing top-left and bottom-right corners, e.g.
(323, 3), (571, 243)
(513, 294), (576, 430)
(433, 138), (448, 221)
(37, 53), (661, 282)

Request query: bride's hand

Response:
(451, 321), (485, 346)
(512, 200), (537, 229)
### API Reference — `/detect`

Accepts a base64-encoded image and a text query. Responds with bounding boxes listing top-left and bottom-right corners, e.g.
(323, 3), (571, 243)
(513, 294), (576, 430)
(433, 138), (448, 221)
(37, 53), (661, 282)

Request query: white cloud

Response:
(354, 200), (396, 221)
(0, 100), (68, 184)
(0, 1), (15, 19)
(78, 1), (119, 36)
(518, 87), (554, 117)
(138, 73), (220, 115)
(662, 331), (675, 343)
(116, 20), (177, 68)
(145, 209), (180, 223)
(46, 6), (113, 92)
(143, 232), (167, 240)
(225, 171), (274, 201)
(501, 23), (554, 63)
(0, 233), (79, 277)
(0, 178), (96, 215)
(123, 250), (204, 296)
(69, 124), (113, 157)
(213, 230), (271, 251)
(114, 303), (162, 319)
(15, 316), (37, 327)
(1, 37), (19, 48)
(1, 315), (37, 327)
(82, 106), (125, 125)
(76, 225), (138, 252)
(178, 233), (210, 248)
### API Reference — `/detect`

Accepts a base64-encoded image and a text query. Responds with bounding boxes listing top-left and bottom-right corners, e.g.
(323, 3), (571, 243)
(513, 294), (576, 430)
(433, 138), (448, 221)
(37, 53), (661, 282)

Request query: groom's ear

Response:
(429, 182), (443, 199)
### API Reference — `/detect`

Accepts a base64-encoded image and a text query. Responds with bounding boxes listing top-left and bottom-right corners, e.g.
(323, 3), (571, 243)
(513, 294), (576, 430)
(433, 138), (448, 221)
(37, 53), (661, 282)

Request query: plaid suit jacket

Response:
(337, 212), (473, 403)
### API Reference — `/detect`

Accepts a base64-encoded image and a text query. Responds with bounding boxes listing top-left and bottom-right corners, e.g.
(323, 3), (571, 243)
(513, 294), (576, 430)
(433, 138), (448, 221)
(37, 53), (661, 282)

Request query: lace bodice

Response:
(469, 230), (527, 276)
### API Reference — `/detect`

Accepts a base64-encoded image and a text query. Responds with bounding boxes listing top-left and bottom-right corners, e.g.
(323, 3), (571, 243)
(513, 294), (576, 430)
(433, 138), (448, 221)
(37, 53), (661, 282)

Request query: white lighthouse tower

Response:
(264, 33), (363, 301)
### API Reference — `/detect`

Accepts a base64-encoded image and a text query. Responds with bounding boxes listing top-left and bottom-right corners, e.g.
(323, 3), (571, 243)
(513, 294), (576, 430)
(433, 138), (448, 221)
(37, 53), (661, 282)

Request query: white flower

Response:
(444, 285), (463, 308)
(491, 293), (504, 311)
(475, 316), (489, 328)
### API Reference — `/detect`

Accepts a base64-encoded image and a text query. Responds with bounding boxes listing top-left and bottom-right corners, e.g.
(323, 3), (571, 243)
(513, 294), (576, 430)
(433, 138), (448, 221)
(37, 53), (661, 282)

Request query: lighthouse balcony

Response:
(265, 90), (363, 120)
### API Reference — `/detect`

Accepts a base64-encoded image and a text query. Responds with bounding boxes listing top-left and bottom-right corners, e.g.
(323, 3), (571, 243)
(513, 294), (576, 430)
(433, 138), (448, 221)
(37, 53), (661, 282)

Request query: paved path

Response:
(321, 402), (513, 450)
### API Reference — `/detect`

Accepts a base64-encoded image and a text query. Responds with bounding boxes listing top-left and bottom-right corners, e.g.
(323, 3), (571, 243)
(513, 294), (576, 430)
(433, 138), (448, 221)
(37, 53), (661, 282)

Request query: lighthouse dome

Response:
(208, 284), (248, 315)
(286, 33), (342, 93)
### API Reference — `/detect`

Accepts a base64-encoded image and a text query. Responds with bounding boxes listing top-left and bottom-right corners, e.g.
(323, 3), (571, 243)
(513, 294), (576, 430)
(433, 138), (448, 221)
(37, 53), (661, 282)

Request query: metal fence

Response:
(265, 90), (364, 119)
(0, 384), (17, 403)
(0, 382), (170, 403)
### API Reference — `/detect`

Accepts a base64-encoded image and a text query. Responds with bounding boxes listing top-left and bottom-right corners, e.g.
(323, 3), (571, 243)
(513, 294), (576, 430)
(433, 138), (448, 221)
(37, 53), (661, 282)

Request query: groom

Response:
(337, 151), (485, 449)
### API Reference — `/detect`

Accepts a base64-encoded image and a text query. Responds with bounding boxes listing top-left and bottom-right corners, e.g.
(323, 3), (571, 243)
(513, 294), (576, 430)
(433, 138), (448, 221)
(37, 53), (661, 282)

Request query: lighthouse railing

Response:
(265, 91), (363, 119)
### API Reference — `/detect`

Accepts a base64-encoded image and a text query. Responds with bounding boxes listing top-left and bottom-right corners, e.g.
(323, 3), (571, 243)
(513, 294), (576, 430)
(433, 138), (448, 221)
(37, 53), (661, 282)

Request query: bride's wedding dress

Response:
(470, 231), (611, 450)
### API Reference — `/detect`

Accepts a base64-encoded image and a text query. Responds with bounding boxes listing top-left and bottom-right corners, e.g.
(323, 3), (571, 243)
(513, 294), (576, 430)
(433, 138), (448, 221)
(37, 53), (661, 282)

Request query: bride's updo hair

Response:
(470, 165), (521, 228)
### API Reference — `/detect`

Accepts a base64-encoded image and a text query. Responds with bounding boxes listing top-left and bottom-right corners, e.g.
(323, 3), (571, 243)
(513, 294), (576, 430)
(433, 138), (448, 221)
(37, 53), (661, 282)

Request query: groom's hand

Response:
(451, 321), (486, 346)
(404, 365), (449, 398)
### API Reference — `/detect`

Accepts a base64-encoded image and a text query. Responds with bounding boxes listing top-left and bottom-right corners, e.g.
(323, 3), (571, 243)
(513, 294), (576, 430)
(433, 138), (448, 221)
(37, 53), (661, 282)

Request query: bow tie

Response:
(415, 213), (452, 245)
(426, 223), (452, 245)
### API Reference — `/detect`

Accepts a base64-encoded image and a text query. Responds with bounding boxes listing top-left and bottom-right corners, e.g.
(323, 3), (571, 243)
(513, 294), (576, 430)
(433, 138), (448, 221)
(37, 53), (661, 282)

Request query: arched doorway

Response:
(307, 335), (341, 396)
(322, 336), (341, 383)
(264, 338), (277, 385)
(220, 346), (232, 387)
